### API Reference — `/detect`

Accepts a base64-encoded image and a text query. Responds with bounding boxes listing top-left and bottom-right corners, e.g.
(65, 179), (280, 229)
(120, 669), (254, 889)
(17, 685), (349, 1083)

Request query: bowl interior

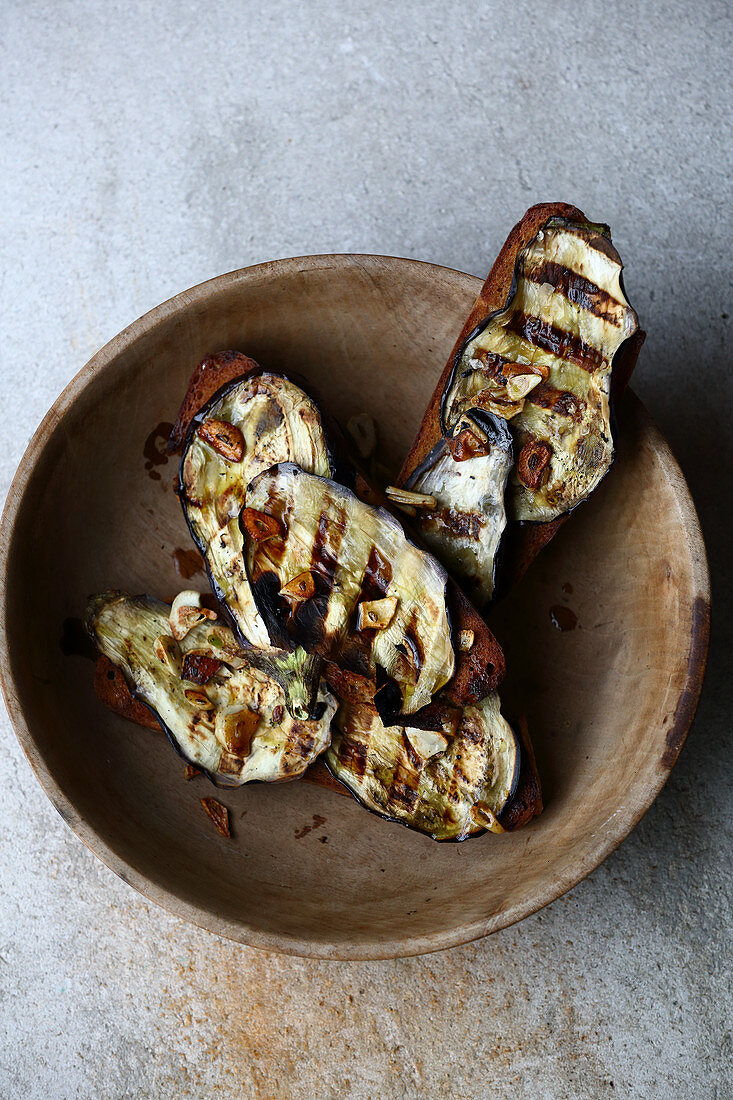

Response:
(0, 255), (708, 958)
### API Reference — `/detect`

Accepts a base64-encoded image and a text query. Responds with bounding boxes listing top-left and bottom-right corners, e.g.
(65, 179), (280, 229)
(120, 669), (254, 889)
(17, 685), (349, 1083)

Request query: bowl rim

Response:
(0, 253), (711, 960)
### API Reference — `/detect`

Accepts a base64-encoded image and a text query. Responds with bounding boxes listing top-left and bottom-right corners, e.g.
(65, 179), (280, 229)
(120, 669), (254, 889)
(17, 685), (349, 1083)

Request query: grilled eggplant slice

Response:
(241, 463), (456, 717)
(326, 696), (519, 841)
(178, 372), (333, 649)
(86, 592), (336, 786)
(398, 203), (644, 605)
(442, 217), (639, 523)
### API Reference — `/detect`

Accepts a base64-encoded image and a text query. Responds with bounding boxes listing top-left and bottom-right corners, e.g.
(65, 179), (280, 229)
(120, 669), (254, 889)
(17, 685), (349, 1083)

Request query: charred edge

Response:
(250, 572), (293, 650)
(661, 596), (711, 769)
(373, 666), (404, 726)
(505, 312), (605, 372)
(525, 381), (586, 420)
(462, 408), (514, 451)
(524, 260), (622, 324)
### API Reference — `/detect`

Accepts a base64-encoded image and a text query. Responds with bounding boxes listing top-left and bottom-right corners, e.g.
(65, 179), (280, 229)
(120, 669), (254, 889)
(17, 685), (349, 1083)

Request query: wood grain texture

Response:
(0, 255), (709, 959)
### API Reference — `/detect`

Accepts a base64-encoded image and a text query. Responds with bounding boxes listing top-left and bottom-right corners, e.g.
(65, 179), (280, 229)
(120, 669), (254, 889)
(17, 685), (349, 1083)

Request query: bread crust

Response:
(169, 350), (262, 452)
(94, 655), (161, 731)
(397, 202), (645, 594)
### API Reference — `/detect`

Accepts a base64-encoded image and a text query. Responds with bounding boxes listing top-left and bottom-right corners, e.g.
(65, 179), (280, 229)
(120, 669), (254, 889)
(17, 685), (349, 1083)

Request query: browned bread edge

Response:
(169, 350), (262, 452)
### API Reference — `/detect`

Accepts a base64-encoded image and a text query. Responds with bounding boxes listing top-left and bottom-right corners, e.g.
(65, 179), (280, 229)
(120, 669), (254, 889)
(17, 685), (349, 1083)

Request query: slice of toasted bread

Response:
(397, 201), (646, 594)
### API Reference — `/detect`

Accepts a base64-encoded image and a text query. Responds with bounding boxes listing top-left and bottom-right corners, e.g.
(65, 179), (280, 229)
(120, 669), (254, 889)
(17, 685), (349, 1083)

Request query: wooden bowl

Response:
(0, 256), (709, 959)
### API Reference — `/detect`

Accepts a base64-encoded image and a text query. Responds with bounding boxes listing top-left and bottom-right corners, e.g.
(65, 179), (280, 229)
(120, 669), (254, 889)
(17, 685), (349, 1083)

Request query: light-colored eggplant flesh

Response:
(326, 696), (518, 841)
(442, 218), (639, 524)
(243, 463), (455, 716)
(405, 434), (512, 608)
(179, 373), (332, 648)
(87, 592), (336, 786)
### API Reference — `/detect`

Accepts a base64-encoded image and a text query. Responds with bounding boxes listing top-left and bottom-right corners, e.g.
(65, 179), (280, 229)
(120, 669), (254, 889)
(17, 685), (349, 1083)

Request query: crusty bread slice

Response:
(396, 202), (646, 594)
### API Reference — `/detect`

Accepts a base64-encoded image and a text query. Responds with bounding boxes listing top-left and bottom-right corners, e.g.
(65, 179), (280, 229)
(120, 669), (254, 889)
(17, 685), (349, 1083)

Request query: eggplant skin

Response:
(326, 696), (519, 841)
(241, 463), (456, 718)
(405, 434), (512, 609)
(177, 372), (333, 650)
(86, 591), (336, 787)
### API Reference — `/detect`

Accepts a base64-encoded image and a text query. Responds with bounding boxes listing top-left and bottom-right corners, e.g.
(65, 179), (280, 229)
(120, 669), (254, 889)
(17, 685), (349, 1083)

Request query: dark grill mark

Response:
(280, 504), (346, 656)
(466, 347), (506, 375)
(362, 545), (393, 601)
(251, 572), (295, 649)
(404, 613), (424, 676)
(387, 762), (419, 812)
(402, 731), (423, 770)
(581, 229), (621, 263)
(293, 733), (315, 758)
(526, 381), (585, 420)
(253, 403), (284, 441)
(310, 509), (341, 589)
(525, 260), (621, 324)
(506, 312), (605, 372)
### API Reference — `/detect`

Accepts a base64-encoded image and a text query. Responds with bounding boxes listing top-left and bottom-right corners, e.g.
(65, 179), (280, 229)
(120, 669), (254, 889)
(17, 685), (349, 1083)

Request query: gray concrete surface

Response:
(1, 1), (731, 1097)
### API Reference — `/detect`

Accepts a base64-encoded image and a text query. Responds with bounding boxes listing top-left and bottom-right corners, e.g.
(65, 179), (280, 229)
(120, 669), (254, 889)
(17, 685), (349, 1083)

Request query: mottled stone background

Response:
(1, 2), (730, 1097)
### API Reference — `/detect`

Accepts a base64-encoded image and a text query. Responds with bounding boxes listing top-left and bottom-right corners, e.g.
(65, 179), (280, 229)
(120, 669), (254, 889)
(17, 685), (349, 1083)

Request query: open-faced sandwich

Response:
(85, 201), (642, 842)
(397, 202), (644, 607)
